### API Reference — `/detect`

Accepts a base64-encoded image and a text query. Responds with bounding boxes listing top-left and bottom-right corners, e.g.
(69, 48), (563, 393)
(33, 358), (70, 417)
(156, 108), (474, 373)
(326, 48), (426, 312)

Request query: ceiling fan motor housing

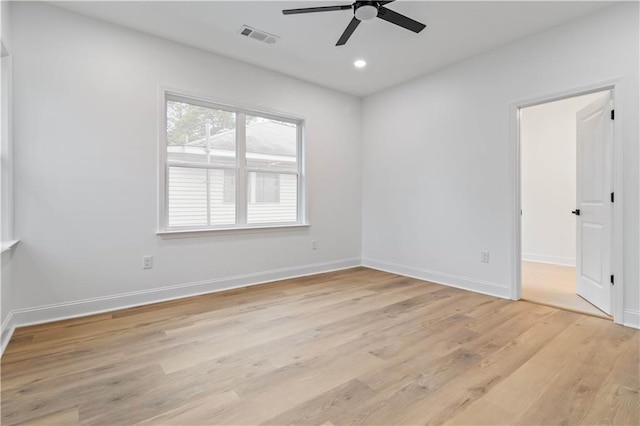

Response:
(354, 1), (378, 21)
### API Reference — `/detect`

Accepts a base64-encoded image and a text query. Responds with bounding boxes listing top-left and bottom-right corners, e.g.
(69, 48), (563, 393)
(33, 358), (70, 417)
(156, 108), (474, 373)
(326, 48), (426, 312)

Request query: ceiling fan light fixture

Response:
(354, 4), (378, 21)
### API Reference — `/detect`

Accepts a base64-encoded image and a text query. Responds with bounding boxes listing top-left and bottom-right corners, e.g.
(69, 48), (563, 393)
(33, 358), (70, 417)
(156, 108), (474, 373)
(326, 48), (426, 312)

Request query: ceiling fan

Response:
(282, 1), (426, 46)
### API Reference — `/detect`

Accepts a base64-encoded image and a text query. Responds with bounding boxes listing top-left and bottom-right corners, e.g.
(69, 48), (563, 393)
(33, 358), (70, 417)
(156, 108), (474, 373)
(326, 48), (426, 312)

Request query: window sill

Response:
(157, 223), (310, 239)
(1, 240), (19, 254)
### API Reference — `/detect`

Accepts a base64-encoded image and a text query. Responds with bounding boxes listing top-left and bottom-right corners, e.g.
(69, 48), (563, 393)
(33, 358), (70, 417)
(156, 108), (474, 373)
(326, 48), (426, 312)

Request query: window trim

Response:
(1, 45), (16, 248)
(158, 88), (307, 234)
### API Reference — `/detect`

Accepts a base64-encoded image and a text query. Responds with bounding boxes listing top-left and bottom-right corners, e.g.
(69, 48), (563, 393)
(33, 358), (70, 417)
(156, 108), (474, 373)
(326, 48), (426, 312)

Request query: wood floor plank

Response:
(510, 317), (639, 425)
(522, 261), (611, 319)
(2, 267), (637, 426)
(3, 365), (164, 425)
(338, 308), (576, 425)
(443, 313), (639, 426)
(157, 280), (433, 374)
(16, 407), (80, 426)
(260, 379), (377, 426)
(445, 398), (516, 426)
(134, 390), (240, 425)
(208, 353), (384, 424)
(580, 340), (640, 425)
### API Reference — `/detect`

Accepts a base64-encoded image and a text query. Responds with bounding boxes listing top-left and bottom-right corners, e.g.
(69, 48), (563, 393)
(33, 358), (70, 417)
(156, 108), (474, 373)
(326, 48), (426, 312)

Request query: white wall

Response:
(521, 92), (608, 267)
(1, 251), (13, 349)
(1, 0), (15, 349)
(9, 2), (362, 323)
(362, 3), (639, 326)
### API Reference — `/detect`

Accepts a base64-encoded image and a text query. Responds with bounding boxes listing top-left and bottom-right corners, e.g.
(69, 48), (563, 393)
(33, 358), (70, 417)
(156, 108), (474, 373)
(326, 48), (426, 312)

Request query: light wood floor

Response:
(522, 261), (610, 319)
(2, 267), (638, 425)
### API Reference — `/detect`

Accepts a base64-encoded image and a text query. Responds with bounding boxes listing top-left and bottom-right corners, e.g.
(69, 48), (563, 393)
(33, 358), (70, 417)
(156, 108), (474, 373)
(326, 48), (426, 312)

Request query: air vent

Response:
(238, 25), (279, 45)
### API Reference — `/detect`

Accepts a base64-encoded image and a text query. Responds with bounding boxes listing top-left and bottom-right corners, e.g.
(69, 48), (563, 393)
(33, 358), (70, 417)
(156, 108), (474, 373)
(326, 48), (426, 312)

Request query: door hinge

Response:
(610, 274), (614, 285)
(611, 192), (614, 203)
(610, 109), (615, 120)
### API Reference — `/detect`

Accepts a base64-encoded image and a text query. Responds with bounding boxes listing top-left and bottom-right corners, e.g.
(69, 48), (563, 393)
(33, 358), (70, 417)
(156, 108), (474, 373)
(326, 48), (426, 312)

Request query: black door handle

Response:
(572, 209), (580, 216)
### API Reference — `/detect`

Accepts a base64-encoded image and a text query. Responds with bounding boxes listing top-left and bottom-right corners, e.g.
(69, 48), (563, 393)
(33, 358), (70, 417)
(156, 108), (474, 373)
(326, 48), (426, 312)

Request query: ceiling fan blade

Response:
(377, 1), (395, 5)
(283, 5), (352, 15)
(377, 6), (426, 33)
(336, 17), (361, 46)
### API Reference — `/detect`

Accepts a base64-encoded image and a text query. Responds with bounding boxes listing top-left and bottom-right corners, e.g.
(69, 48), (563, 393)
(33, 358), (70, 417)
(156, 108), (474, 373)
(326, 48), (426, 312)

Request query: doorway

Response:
(517, 89), (616, 319)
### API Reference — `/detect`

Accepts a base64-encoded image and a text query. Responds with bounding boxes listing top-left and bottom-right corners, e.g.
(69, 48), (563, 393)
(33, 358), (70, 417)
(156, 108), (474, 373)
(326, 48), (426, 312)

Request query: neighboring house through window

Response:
(252, 172), (280, 203)
(223, 169), (235, 204)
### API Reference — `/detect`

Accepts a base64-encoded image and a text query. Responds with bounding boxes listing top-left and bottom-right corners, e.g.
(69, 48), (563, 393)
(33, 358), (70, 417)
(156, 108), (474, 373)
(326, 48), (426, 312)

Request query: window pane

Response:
(168, 166), (207, 227)
(167, 100), (236, 168)
(253, 172), (280, 203)
(168, 166), (236, 228)
(223, 169), (235, 203)
(209, 169), (236, 225)
(245, 115), (297, 173)
(247, 172), (297, 224)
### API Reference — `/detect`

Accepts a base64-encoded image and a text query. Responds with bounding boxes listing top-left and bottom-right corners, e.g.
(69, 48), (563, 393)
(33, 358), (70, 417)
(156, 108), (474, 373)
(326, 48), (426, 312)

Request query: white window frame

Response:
(1, 43), (17, 253)
(158, 89), (307, 235)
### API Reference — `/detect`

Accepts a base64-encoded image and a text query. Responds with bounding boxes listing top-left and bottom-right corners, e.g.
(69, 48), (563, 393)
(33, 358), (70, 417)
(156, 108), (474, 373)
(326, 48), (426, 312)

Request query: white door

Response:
(575, 93), (613, 315)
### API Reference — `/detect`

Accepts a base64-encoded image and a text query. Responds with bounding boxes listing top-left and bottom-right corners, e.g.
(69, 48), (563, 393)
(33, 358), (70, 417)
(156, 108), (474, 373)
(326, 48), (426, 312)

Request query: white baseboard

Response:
(522, 253), (576, 267)
(623, 309), (640, 329)
(362, 258), (511, 299)
(1, 311), (15, 355)
(4, 258), (361, 349)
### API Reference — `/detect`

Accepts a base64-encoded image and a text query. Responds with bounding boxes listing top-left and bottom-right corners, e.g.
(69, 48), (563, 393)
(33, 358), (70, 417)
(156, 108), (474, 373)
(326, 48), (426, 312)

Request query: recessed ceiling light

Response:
(354, 59), (367, 68)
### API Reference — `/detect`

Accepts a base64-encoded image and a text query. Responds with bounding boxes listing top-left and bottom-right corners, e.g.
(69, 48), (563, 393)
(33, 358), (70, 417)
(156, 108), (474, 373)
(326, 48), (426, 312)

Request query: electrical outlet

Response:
(143, 255), (153, 269)
(311, 240), (318, 250)
(480, 250), (490, 263)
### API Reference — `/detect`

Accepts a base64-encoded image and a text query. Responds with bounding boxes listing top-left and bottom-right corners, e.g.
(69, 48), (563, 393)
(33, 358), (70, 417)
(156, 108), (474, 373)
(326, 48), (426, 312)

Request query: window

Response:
(162, 93), (303, 231)
(1, 47), (15, 247)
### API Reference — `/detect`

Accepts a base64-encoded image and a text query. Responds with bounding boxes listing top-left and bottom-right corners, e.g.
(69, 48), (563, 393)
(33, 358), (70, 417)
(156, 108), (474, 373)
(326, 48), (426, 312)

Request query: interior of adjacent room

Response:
(520, 90), (613, 319)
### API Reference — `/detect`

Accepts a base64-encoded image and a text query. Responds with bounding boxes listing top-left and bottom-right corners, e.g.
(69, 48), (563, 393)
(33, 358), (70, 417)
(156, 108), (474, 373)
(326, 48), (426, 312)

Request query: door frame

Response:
(509, 79), (624, 324)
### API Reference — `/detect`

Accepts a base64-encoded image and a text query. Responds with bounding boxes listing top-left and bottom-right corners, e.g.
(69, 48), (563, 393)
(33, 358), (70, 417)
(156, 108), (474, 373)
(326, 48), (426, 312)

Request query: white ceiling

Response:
(52, 1), (614, 96)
